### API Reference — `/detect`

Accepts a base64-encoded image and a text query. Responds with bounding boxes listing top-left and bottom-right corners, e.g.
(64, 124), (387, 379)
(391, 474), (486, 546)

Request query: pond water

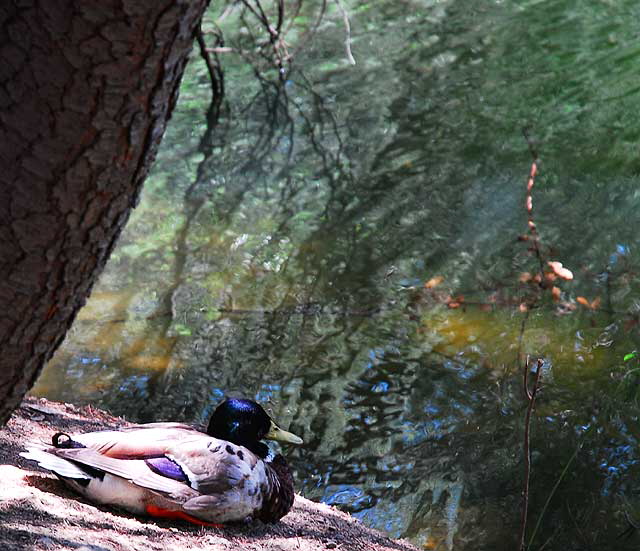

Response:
(34, 1), (640, 549)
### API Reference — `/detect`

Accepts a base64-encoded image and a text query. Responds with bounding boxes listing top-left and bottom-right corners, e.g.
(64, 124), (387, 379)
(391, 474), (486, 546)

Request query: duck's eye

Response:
(229, 420), (241, 434)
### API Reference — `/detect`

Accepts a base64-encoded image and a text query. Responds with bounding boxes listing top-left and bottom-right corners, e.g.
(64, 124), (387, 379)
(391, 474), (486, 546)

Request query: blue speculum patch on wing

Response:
(145, 457), (189, 482)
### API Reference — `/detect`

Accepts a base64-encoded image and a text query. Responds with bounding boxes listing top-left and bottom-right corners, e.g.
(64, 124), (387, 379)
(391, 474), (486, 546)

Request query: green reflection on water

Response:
(35, 0), (640, 548)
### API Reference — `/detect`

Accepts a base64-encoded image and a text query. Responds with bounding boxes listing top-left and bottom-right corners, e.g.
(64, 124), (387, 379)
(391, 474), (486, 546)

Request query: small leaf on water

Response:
(519, 303), (528, 312)
(547, 261), (573, 280)
(175, 324), (192, 336)
(551, 286), (561, 302)
(576, 296), (600, 310)
(424, 276), (444, 289)
(576, 296), (590, 307)
(624, 352), (637, 362)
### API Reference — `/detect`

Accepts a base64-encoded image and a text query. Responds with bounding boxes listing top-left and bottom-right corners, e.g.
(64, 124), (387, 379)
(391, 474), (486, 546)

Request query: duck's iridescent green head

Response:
(207, 399), (303, 457)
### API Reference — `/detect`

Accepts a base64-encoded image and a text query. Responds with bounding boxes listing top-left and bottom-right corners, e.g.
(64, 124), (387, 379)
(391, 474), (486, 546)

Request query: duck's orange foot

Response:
(146, 505), (223, 528)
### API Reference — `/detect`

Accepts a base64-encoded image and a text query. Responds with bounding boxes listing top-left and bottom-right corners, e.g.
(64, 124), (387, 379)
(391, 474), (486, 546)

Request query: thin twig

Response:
(205, 46), (234, 53)
(535, 525), (561, 551)
(239, 0), (291, 78)
(196, 25), (225, 125)
(516, 308), (530, 377)
(522, 128), (545, 281)
(291, 0), (327, 59)
(519, 357), (543, 551)
(276, 0), (284, 35)
(527, 435), (584, 549)
(241, 0), (268, 28)
(334, 0), (356, 65)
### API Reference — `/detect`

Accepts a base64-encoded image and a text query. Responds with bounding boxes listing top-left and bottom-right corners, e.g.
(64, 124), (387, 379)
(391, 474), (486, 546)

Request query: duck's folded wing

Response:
(53, 447), (197, 500)
(74, 425), (204, 458)
(21, 447), (92, 480)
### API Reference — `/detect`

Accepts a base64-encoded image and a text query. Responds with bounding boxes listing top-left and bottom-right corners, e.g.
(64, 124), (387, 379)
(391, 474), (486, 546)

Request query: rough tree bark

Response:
(0, 0), (210, 425)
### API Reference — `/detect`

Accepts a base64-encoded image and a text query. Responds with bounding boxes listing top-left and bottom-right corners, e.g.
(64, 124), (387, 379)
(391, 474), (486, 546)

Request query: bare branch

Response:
(334, 0), (356, 65)
(519, 357), (544, 551)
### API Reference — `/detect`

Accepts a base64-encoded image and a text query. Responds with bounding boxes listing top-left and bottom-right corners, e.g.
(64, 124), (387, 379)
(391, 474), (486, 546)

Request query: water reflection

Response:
(35, 0), (640, 549)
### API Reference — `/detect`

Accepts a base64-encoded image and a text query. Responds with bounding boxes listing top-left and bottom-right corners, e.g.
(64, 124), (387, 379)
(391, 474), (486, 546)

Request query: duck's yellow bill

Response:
(266, 421), (303, 445)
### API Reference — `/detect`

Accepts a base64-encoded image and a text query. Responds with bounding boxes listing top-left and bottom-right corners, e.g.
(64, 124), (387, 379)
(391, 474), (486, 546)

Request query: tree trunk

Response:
(0, 0), (209, 425)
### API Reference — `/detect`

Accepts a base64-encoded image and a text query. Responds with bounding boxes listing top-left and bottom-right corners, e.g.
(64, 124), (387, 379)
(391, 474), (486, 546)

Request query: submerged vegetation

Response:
(34, 1), (640, 549)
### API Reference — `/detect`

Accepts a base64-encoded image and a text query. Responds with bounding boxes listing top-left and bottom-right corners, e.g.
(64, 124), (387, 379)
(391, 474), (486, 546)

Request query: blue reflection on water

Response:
(371, 381), (390, 393)
(197, 387), (226, 423)
(255, 383), (281, 402)
(608, 243), (630, 266)
(325, 485), (364, 506)
(118, 374), (150, 393)
(599, 421), (639, 496)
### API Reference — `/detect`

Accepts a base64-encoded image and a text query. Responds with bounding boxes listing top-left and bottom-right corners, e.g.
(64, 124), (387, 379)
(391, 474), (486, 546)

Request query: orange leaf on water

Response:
(547, 261), (573, 280)
(576, 296), (590, 308)
(577, 296), (601, 310)
(424, 276), (444, 289)
(551, 286), (561, 302)
(447, 301), (461, 309)
(519, 303), (528, 312)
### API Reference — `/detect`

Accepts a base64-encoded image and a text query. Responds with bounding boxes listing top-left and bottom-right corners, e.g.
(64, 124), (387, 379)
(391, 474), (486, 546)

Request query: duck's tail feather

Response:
(21, 447), (92, 480)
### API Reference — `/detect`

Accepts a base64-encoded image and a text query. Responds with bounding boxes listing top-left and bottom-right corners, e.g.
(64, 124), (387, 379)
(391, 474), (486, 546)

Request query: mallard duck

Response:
(21, 398), (303, 525)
